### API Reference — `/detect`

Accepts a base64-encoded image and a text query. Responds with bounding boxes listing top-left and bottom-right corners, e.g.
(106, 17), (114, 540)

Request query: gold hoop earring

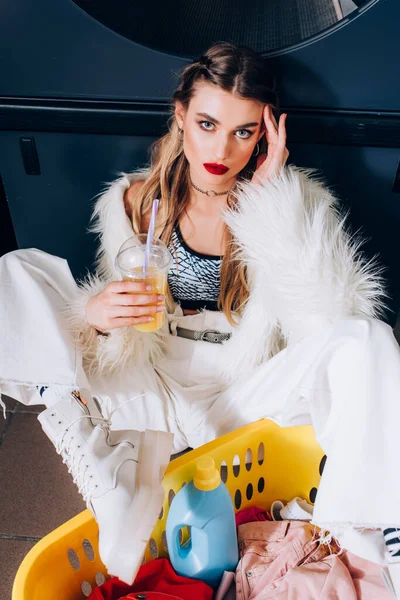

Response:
(253, 142), (260, 157)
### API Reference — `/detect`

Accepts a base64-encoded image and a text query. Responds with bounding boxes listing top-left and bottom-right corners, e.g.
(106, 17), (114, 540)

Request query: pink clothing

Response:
(236, 521), (391, 599)
(235, 507), (272, 527)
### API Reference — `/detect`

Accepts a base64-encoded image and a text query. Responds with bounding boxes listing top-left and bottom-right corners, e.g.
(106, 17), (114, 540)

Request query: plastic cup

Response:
(115, 234), (172, 332)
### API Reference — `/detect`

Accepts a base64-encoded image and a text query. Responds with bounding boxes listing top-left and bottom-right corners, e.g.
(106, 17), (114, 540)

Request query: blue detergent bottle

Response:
(166, 455), (239, 588)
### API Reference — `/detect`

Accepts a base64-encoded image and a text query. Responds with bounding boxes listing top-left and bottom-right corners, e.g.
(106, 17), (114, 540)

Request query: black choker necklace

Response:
(189, 175), (234, 197)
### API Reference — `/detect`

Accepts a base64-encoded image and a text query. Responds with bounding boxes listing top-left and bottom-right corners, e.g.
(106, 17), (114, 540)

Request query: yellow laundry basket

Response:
(12, 419), (325, 600)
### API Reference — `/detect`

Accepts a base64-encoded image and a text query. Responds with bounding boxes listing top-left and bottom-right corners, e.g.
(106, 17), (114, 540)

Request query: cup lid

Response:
(115, 235), (172, 275)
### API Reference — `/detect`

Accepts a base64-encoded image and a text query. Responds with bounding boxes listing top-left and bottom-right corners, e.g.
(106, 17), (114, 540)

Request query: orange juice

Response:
(123, 268), (167, 332)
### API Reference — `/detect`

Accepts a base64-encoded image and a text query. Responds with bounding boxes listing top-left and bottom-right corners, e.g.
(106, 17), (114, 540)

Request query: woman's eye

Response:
(198, 121), (252, 138)
(199, 120), (215, 131)
(236, 129), (252, 139)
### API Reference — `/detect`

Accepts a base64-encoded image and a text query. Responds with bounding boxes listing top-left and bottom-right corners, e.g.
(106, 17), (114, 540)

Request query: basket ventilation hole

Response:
(319, 455), (327, 476)
(81, 581), (92, 597)
(149, 537), (159, 559)
(82, 539), (95, 561)
(159, 505), (164, 520)
(258, 477), (265, 494)
(257, 442), (265, 466)
(246, 482), (253, 501)
(95, 572), (106, 586)
(168, 489), (175, 507)
(245, 448), (253, 472)
(141, 554), (146, 566)
(181, 481), (187, 488)
(67, 548), (80, 571)
(232, 454), (240, 477)
(234, 489), (242, 510)
(309, 487), (318, 504)
(220, 461), (228, 483)
(162, 530), (168, 552)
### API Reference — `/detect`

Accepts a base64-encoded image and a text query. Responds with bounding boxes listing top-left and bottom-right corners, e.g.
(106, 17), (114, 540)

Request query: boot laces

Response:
(54, 393), (145, 505)
(55, 414), (109, 505)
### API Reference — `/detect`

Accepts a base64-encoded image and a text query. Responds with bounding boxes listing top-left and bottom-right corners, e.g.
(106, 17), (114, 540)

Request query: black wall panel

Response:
(0, 132), (153, 279)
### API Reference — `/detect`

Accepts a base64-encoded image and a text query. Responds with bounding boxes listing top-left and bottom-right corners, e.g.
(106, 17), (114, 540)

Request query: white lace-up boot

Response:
(37, 390), (173, 584)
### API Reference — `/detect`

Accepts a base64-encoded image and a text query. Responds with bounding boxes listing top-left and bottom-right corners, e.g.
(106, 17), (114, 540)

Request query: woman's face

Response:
(175, 82), (265, 192)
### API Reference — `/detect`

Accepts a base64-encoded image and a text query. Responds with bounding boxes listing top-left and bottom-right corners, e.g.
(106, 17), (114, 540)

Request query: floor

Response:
(0, 395), (86, 599)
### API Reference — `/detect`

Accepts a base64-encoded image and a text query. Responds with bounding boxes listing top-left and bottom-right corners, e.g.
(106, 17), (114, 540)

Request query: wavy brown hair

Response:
(129, 42), (278, 324)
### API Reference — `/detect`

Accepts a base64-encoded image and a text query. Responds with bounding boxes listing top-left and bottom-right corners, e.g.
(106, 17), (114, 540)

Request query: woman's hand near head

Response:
(86, 281), (165, 333)
(252, 106), (289, 184)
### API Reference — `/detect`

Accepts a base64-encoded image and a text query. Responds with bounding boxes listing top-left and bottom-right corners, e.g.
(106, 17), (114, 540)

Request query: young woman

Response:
(1, 43), (399, 584)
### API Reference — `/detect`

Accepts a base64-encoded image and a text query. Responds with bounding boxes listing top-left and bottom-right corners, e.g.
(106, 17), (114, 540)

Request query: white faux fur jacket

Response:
(66, 166), (385, 382)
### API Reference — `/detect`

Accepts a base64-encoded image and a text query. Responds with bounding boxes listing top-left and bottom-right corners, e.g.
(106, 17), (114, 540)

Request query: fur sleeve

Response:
(63, 169), (166, 379)
(89, 168), (150, 280)
(63, 272), (168, 379)
(225, 165), (387, 346)
(62, 273), (110, 378)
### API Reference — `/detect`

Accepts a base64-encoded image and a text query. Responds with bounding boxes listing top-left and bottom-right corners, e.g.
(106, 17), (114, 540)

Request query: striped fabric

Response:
(384, 528), (400, 558)
(167, 224), (221, 312)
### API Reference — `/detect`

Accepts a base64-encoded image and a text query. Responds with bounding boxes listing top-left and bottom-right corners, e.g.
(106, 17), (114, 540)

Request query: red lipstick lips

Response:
(203, 163), (229, 175)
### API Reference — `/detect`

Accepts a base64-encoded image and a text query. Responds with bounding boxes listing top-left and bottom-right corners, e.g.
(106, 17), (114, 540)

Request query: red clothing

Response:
(121, 594), (181, 599)
(235, 506), (272, 527)
(88, 558), (213, 600)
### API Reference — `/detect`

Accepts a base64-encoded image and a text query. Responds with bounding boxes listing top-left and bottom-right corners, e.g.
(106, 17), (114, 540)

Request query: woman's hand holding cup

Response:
(86, 280), (165, 333)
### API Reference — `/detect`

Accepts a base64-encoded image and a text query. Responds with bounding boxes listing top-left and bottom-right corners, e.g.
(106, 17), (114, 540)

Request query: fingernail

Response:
(156, 306), (165, 312)
(157, 295), (164, 301)
(147, 317), (154, 322)
(146, 285), (153, 291)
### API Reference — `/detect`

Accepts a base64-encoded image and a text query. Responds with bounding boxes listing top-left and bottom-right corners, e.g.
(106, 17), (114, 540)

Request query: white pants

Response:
(1, 249), (400, 564)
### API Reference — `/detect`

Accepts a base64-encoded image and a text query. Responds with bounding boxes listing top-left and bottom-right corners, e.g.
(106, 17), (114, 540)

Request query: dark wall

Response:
(1, 0), (398, 109)
(0, 132), (154, 278)
(0, 0), (399, 322)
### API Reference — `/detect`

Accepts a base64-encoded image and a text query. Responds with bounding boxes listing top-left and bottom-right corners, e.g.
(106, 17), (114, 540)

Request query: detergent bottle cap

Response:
(193, 456), (221, 491)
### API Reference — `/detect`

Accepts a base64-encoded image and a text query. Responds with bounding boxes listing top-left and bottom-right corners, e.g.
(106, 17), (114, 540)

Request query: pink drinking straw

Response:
(143, 199), (160, 274)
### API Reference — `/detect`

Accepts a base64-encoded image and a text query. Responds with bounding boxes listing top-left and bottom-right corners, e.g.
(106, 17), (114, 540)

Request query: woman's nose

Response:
(214, 136), (229, 162)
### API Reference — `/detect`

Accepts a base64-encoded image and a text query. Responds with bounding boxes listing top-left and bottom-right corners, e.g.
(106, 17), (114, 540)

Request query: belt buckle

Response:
(200, 329), (221, 343)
